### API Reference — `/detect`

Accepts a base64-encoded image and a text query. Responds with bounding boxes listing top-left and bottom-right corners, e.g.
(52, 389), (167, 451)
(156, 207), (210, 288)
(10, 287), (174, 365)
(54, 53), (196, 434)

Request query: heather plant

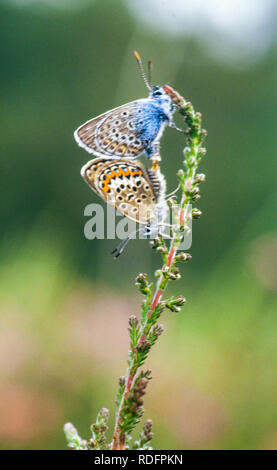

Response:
(64, 87), (207, 450)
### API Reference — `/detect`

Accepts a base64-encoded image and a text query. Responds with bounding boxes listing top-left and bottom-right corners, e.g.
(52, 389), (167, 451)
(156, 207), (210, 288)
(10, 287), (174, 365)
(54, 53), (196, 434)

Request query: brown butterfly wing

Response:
(74, 100), (147, 158)
(81, 158), (107, 197)
(81, 159), (157, 224)
(74, 114), (106, 156)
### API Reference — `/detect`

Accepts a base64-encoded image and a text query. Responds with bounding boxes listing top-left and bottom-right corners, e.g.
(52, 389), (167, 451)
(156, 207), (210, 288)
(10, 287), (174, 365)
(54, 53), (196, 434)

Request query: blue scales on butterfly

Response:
(74, 52), (183, 162)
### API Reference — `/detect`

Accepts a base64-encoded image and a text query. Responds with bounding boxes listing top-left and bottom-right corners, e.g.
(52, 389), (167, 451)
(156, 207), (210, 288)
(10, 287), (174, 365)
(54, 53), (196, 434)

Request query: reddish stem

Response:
(112, 373), (135, 449)
(112, 205), (186, 449)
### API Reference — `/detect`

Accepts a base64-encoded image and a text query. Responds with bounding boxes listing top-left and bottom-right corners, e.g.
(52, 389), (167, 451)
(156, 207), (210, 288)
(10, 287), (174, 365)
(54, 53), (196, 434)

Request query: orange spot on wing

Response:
(101, 167), (143, 194)
(102, 168), (124, 193)
(130, 169), (143, 177)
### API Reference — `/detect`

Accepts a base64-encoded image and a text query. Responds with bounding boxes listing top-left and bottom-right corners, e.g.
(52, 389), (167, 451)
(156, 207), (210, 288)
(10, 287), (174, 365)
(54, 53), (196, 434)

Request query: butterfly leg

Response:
(165, 184), (180, 199)
(169, 120), (185, 134)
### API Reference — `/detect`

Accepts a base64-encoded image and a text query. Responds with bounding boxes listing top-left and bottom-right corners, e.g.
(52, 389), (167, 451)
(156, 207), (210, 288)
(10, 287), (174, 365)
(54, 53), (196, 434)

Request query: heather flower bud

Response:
(135, 273), (151, 296)
(156, 245), (168, 254)
(175, 252), (192, 262)
(167, 272), (180, 280)
(149, 236), (164, 249)
(192, 208), (202, 219)
(153, 324), (164, 337)
(175, 296), (186, 306)
(136, 272), (147, 287)
(165, 295), (186, 312)
(119, 376), (125, 387)
(195, 173), (206, 183)
(129, 315), (139, 328)
(155, 269), (162, 278)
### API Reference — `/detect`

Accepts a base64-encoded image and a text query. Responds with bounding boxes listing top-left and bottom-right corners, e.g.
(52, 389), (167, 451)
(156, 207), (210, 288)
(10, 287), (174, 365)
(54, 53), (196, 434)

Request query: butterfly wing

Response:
(74, 100), (150, 159)
(81, 158), (158, 224)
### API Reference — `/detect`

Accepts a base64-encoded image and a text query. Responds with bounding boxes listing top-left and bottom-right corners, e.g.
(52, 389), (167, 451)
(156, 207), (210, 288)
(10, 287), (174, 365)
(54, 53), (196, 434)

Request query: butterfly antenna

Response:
(111, 227), (144, 258)
(111, 238), (129, 259)
(147, 60), (153, 88)
(133, 50), (152, 92)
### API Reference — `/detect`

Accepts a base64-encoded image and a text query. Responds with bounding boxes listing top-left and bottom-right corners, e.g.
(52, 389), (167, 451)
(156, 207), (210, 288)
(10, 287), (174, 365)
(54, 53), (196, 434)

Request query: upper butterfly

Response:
(74, 51), (182, 162)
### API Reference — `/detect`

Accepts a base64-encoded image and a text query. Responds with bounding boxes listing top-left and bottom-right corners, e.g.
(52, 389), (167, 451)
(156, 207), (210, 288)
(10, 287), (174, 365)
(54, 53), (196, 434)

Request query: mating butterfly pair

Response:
(74, 52), (182, 255)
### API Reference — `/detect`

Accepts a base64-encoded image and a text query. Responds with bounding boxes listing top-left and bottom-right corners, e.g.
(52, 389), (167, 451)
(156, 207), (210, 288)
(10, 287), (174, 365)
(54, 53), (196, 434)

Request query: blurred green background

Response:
(1, 0), (277, 450)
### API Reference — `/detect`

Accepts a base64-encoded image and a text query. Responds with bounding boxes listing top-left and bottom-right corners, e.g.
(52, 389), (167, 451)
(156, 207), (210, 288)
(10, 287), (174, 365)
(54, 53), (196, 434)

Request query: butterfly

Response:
(81, 158), (168, 257)
(74, 51), (183, 163)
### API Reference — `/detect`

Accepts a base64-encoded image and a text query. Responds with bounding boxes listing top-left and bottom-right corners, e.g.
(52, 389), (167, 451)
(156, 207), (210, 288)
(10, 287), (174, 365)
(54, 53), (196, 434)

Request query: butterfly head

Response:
(151, 85), (171, 103)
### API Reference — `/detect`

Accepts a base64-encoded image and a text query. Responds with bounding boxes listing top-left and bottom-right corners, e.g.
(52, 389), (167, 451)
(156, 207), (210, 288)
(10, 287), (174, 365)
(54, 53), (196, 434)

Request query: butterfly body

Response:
(81, 157), (167, 228)
(74, 86), (176, 161)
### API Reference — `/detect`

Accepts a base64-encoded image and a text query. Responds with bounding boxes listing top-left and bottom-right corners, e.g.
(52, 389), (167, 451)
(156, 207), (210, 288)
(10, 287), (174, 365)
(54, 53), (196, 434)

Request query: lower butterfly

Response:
(81, 158), (169, 257)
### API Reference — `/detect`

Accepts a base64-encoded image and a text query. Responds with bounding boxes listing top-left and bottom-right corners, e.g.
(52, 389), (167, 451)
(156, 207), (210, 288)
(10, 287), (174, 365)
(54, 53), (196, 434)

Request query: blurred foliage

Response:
(0, 0), (277, 450)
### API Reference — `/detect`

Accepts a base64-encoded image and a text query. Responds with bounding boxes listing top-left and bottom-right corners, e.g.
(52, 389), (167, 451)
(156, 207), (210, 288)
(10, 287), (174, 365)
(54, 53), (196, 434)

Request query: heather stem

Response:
(112, 93), (206, 450)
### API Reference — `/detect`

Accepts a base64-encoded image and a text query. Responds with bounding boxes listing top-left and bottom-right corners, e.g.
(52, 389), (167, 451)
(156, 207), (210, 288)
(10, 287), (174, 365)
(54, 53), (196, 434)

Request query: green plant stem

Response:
(112, 97), (206, 450)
